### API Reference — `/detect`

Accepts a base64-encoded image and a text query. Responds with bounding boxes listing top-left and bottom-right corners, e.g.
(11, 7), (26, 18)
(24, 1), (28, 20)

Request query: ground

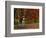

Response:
(14, 23), (39, 29)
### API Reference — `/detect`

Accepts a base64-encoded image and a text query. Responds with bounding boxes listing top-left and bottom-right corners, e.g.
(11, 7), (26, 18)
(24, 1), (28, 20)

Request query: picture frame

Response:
(5, 1), (45, 37)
